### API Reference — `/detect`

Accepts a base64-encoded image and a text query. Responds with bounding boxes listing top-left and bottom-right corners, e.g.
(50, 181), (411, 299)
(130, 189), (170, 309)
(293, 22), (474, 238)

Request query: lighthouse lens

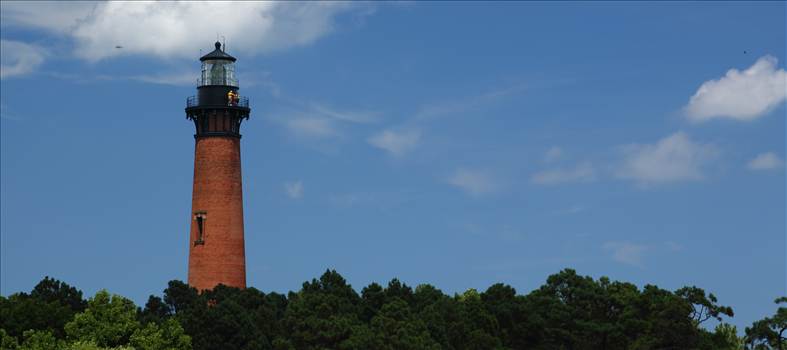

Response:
(201, 59), (237, 87)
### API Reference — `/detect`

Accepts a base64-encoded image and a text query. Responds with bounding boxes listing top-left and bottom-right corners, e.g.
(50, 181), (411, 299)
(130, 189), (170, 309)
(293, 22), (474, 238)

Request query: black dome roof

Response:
(200, 41), (236, 62)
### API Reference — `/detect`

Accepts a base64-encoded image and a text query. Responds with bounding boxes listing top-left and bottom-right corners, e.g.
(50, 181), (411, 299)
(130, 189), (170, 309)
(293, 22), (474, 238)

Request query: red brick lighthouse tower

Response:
(185, 42), (250, 291)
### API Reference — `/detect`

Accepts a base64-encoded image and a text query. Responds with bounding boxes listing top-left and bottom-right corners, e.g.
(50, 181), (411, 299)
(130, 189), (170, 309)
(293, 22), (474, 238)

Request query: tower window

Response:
(194, 211), (207, 246)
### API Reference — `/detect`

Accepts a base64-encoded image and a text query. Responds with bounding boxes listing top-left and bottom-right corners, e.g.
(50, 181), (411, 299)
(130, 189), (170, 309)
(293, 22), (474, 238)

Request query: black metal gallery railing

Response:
(186, 95), (249, 108)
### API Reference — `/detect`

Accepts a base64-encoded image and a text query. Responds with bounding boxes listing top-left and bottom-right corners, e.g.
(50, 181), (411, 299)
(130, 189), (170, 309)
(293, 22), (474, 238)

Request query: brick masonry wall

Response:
(187, 136), (246, 291)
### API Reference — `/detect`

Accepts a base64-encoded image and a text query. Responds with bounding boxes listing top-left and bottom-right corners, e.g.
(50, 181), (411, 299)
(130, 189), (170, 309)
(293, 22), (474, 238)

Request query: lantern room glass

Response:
(200, 59), (238, 87)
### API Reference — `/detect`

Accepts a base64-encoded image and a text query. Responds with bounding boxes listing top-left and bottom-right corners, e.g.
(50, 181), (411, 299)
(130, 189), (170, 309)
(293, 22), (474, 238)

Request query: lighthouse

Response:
(185, 42), (250, 291)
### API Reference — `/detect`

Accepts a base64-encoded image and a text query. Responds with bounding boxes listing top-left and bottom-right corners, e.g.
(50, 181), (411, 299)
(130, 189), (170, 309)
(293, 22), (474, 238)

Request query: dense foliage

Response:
(744, 297), (787, 350)
(0, 269), (782, 350)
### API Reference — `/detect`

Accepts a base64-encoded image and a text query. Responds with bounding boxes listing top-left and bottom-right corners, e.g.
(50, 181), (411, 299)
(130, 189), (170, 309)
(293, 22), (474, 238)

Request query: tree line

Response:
(1, 269), (784, 349)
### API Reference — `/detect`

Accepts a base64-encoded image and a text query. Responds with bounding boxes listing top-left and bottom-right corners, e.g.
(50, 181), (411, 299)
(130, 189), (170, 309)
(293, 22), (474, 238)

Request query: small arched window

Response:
(194, 211), (207, 246)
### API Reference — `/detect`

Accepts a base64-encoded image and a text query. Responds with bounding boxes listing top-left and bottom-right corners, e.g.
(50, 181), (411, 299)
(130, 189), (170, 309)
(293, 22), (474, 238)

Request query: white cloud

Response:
(367, 129), (420, 156)
(603, 242), (647, 267)
(616, 131), (717, 185)
(284, 181), (304, 199)
(685, 55), (787, 122)
(447, 169), (497, 196)
(747, 152), (784, 171)
(0, 40), (47, 79)
(0, 2), (96, 33)
(544, 146), (563, 162)
(531, 161), (595, 185)
(1, 2), (365, 61)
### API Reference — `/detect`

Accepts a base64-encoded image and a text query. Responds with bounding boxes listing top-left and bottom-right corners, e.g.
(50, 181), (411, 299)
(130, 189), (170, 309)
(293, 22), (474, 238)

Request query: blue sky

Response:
(1, 1), (785, 332)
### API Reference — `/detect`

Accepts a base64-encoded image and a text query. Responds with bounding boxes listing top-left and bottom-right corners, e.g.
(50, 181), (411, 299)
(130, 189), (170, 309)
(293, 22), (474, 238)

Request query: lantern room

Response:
(185, 41), (250, 138)
(200, 41), (238, 87)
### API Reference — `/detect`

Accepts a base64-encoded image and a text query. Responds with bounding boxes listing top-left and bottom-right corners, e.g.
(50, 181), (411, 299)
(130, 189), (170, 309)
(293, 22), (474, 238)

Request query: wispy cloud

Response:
(286, 117), (340, 139)
(665, 241), (684, 252)
(447, 169), (498, 196)
(0, 40), (47, 79)
(130, 71), (197, 86)
(685, 55), (787, 122)
(414, 84), (526, 121)
(272, 100), (380, 147)
(462, 223), (527, 241)
(0, 103), (24, 121)
(603, 241), (647, 267)
(564, 205), (585, 214)
(253, 72), (282, 97)
(366, 83), (526, 157)
(747, 152), (784, 171)
(473, 256), (585, 273)
(531, 161), (595, 185)
(10, 69), (200, 87)
(498, 225), (527, 241)
(310, 103), (379, 124)
(367, 129), (421, 157)
(1, 2), (370, 62)
(616, 131), (718, 185)
(284, 181), (304, 199)
(328, 191), (415, 211)
(543, 146), (563, 163)
(330, 193), (368, 207)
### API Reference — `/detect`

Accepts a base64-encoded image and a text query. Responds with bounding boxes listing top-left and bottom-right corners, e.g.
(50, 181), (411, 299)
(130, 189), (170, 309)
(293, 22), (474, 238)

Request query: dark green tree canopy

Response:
(2, 270), (778, 350)
(746, 297), (787, 350)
